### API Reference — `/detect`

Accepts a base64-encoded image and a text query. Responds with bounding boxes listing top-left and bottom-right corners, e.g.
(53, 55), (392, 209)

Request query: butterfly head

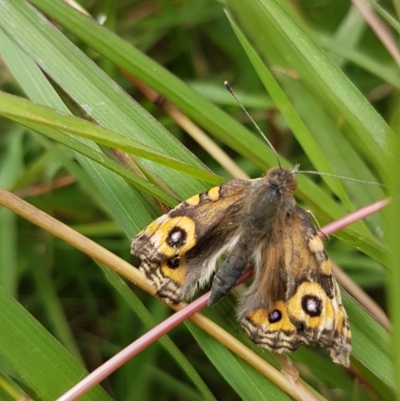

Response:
(265, 166), (297, 196)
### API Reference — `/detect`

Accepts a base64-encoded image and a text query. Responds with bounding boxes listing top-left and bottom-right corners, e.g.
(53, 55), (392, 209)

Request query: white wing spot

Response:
(170, 230), (183, 244)
(306, 298), (319, 313)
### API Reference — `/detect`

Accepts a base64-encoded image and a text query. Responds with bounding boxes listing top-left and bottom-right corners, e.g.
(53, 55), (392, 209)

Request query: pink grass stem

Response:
(319, 198), (389, 236)
(351, 0), (400, 66)
(56, 269), (253, 401)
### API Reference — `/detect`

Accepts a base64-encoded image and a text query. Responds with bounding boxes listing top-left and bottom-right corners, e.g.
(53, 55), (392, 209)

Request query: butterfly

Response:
(131, 164), (351, 366)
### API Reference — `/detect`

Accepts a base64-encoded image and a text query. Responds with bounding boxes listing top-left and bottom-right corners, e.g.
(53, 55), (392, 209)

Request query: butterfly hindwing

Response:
(239, 202), (351, 366)
(283, 208), (351, 365)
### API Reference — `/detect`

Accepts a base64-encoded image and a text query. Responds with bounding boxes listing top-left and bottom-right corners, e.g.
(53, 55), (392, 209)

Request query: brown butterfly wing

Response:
(239, 205), (351, 366)
(238, 200), (307, 354)
(283, 207), (351, 366)
(131, 178), (254, 303)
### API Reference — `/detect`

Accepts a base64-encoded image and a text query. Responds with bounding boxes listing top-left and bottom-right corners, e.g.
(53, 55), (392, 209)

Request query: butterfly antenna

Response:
(297, 170), (384, 187)
(224, 81), (281, 168)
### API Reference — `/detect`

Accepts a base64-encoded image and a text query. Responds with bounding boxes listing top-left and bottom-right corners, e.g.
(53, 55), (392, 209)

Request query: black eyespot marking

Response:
(167, 257), (180, 269)
(268, 309), (282, 324)
(302, 295), (322, 317)
(166, 227), (187, 248)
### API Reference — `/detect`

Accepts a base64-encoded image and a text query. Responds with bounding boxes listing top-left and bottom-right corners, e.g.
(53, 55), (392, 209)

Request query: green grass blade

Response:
(0, 92), (223, 187)
(226, 0), (394, 174)
(227, 12), (385, 216)
(27, 0), (280, 172)
(187, 319), (293, 401)
(225, 0), (388, 240)
(365, 0), (400, 34)
(0, 0), (209, 198)
(101, 266), (217, 401)
(343, 291), (393, 389)
(0, 285), (112, 401)
(387, 135), (400, 399)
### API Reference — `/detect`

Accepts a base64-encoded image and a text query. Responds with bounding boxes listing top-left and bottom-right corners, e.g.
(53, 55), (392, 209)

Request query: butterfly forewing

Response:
(131, 178), (252, 302)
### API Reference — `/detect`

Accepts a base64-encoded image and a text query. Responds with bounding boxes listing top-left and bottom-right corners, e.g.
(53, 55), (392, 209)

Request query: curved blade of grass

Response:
(17, 120), (180, 207)
(318, 35), (400, 89)
(228, 13), (370, 206)
(386, 133), (400, 398)
(100, 266), (217, 401)
(0, 92), (223, 187)
(0, 128), (23, 297)
(26, 0), (280, 172)
(225, 1), (385, 231)
(0, 0), (210, 199)
(186, 320), (293, 401)
(388, 81), (400, 400)
(226, 0), (394, 174)
(0, 285), (112, 401)
(342, 291), (393, 389)
(365, 0), (400, 34)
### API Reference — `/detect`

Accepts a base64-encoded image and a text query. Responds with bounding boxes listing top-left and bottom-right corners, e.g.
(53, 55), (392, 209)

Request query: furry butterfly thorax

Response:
(131, 166), (351, 367)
